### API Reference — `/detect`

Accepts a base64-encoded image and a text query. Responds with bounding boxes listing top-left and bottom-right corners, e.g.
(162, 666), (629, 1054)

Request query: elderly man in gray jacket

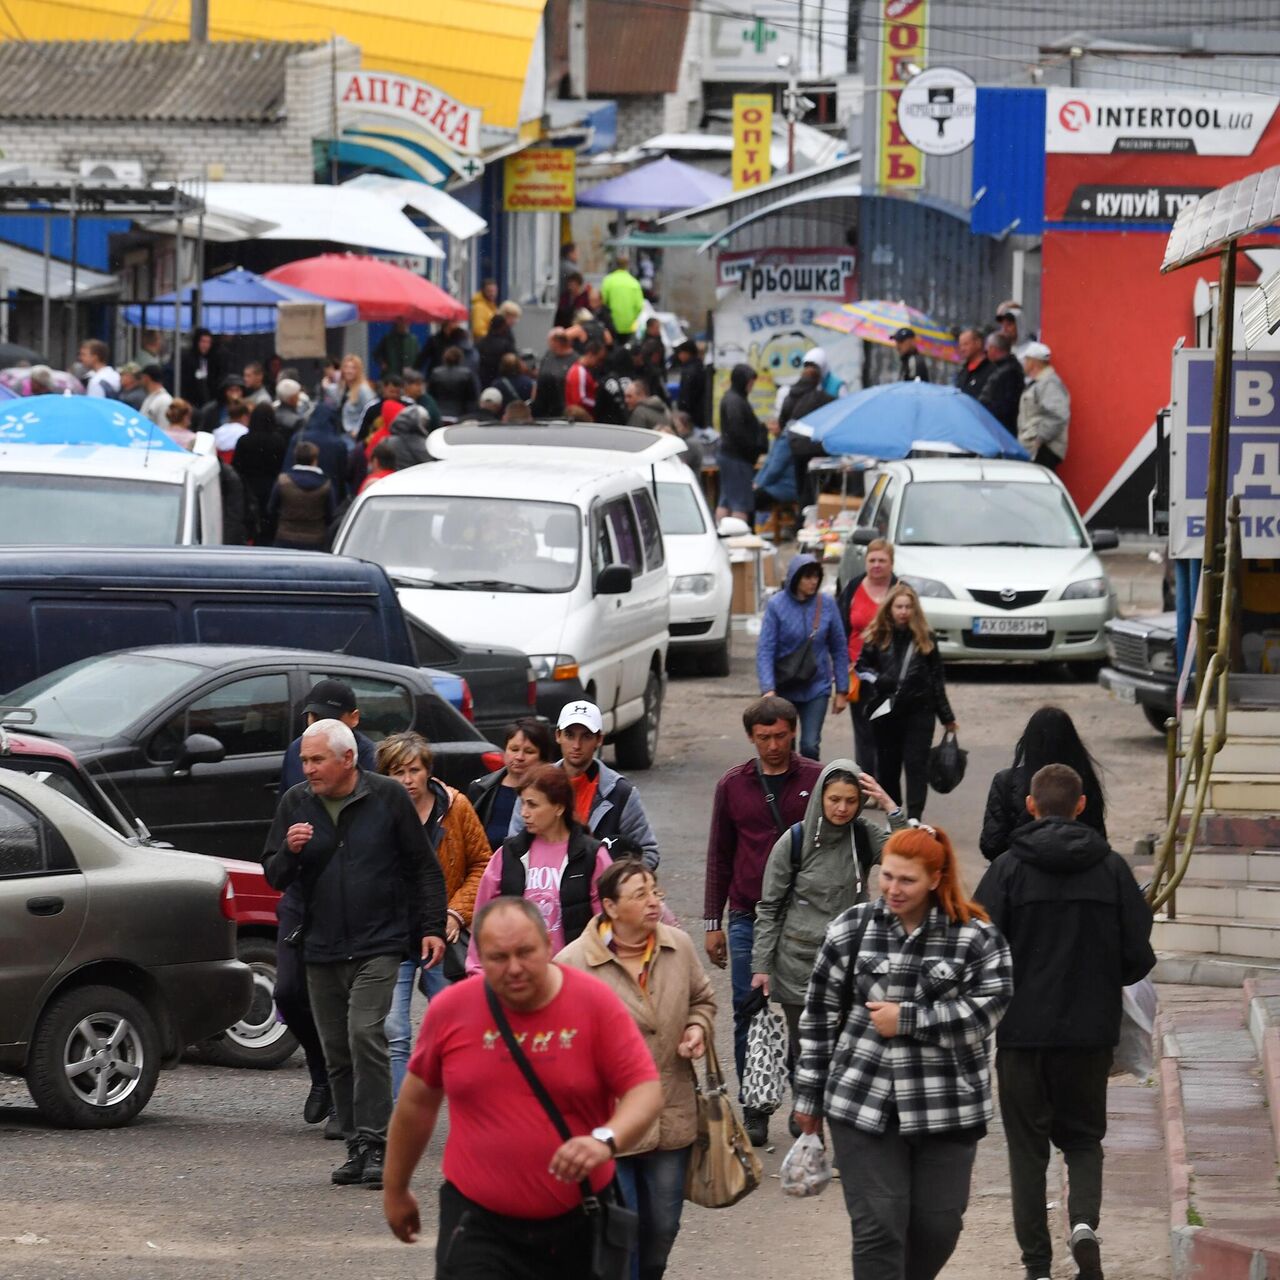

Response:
(1017, 341), (1070, 470)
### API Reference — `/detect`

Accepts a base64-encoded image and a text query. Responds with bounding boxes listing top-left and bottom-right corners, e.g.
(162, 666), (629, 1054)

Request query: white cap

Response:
(557, 700), (603, 733)
(275, 378), (301, 400)
(1022, 341), (1051, 362)
(478, 387), (503, 407)
(802, 347), (828, 373)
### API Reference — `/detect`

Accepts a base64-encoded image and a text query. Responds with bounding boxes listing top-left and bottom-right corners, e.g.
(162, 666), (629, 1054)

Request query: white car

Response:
(838, 458), (1118, 664)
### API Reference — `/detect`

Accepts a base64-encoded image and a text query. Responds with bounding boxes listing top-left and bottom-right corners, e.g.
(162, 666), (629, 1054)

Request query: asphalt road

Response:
(0, 610), (1173, 1279)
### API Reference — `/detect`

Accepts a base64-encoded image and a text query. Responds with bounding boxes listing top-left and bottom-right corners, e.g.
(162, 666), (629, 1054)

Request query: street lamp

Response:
(777, 54), (815, 175)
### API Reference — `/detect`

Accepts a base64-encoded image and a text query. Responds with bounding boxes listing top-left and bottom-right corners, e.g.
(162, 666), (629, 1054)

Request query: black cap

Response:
(304, 678), (357, 718)
(892, 327), (916, 341)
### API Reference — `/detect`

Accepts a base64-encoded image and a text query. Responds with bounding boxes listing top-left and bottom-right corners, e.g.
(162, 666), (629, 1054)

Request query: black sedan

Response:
(1, 645), (502, 861)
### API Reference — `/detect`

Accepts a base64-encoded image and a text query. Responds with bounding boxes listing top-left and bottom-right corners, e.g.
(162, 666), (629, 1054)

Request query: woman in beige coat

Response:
(558, 858), (716, 1280)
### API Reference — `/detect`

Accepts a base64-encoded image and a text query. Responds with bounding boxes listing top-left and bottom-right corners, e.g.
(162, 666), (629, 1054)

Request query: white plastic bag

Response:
(780, 1133), (832, 1197)
(741, 1004), (788, 1114)
(1113, 978), (1157, 1080)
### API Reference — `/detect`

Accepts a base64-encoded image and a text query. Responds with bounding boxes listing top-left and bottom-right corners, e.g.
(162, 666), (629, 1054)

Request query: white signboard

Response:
(1046, 88), (1277, 156)
(276, 303), (327, 360)
(703, 0), (848, 82)
(898, 67), (977, 157)
(337, 70), (482, 155)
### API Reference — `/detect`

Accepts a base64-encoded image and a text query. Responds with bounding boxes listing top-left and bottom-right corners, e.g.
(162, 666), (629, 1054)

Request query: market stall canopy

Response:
(816, 299), (959, 363)
(266, 254), (467, 324)
(577, 157), (733, 212)
(120, 267), (358, 334)
(0, 243), (118, 299)
(0, 395), (184, 452)
(341, 175), (487, 241)
(792, 382), (1028, 460)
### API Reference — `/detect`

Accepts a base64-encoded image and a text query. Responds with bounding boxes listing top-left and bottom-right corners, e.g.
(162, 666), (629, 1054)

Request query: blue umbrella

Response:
(121, 267), (359, 334)
(577, 156), (732, 211)
(0, 396), (185, 452)
(794, 382), (1029, 460)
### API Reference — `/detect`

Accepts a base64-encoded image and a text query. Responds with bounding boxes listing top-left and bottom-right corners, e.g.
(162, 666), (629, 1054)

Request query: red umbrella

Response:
(265, 253), (467, 324)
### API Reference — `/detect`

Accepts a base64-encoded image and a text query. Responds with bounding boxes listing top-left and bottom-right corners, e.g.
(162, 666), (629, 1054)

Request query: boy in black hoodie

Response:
(975, 763), (1155, 1280)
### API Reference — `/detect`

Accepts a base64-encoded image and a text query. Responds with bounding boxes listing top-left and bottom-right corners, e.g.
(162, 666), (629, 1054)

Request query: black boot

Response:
(361, 1143), (385, 1188)
(331, 1141), (366, 1186)
(743, 1108), (769, 1147)
(303, 1082), (331, 1125)
(324, 1110), (345, 1140)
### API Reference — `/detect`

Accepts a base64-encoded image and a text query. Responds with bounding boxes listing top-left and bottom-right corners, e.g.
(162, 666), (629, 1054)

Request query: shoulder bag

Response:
(484, 985), (638, 1280)
(867, 639), (915, 722)
(773, 593), (823, 689)
(685, 1035), (763, 1208)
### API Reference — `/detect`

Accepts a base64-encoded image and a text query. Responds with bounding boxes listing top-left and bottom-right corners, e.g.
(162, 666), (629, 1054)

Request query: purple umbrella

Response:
(577, 156), (732, 212)
(0, 367), (85, 395)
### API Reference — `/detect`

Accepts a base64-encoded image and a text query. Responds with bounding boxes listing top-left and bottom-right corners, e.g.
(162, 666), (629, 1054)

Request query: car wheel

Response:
(613, 669), (662, 771)
(26, 984), (160, 1128)
(199, 939), (297, 1070)
(701, 633), (732, 678)
(1144, 705), (1172, 734)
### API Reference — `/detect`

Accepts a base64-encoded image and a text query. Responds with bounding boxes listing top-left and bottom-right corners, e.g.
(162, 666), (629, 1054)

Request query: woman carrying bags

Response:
(559, 858), (716, 1280)
(857, 584), (956, 821)
(837, 539), (898, 773)
(758, 553), (849, 761)
(793, 824), (1013, 1280)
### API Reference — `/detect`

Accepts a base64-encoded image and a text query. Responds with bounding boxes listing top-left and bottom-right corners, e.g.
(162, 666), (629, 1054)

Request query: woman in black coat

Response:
(979, 705), (1107, 861)
(232, 403), (286, 544)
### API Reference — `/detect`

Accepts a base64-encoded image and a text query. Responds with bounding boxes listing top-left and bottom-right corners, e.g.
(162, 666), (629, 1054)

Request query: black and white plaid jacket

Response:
(794, 900), (1013, 1136)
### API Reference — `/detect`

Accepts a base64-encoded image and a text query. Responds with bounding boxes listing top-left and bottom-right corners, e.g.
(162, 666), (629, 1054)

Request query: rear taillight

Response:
(460, 678), (475, 723)
(526, 678), (537, 707)
(219, 877), (237, 921)
(481, 750), (504, 772)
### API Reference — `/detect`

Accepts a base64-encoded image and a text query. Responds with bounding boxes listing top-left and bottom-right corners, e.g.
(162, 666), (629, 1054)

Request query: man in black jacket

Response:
(893, 327), (930, 381)
(979, 331), (1024, 434)
(975, 764), (1155, 1280)
(781, 348), (835, 510)
(264, 719), (446, 1190)
(717, 362), (765, 520)
(953, 327), (991, 398)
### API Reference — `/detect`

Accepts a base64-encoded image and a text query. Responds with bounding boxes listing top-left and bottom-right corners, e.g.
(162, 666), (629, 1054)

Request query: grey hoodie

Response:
(751, 758), (906, 1006)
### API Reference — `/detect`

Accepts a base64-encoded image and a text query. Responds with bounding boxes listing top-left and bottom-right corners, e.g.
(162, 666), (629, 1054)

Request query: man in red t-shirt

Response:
(384, 897), (662, 1277)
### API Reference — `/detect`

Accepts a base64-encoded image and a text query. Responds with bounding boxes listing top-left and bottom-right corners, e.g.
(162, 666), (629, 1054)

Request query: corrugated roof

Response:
(0, 40), (319, 123)
(587, 0), (691, 96)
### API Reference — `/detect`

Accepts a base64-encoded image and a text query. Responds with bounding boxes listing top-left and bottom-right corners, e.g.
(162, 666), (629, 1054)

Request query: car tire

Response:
(613, 669), (662, 771)
(1144, 705), (1172, 734)
(26, 984), (161, 1129)
(199, 938), (297, 1070)
(701, 633), (732, 678)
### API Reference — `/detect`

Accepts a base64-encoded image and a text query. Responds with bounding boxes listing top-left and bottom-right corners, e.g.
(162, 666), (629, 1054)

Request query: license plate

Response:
(1113, 683), (1137, 704)
(972, 616), (1048, 636)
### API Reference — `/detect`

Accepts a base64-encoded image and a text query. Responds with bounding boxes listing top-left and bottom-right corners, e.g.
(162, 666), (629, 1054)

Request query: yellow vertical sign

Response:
(732, 94), (773, 191)
(877, 0), (927, 189)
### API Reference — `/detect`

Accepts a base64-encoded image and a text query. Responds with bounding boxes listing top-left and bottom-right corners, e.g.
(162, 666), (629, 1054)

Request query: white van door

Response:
(586, 495), (644, 730)
(618, 485), (669, 710)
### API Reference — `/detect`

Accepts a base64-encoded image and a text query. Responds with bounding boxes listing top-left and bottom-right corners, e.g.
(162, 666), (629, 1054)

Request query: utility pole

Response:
(778, 54), (799, 174)
(190, 0), (208, 42)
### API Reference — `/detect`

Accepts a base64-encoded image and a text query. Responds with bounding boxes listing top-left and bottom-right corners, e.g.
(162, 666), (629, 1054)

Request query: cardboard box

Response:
(817, 492), (861, 523)
(730, 555), (760, 615)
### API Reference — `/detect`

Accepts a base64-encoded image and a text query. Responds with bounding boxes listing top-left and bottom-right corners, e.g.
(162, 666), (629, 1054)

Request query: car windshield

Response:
(896, 480), (1087, 549)
(342, 495), (580, 592)
(0, 474), (184, 545)
(2, 653), (203, 738)
(655, 481), (706, 536)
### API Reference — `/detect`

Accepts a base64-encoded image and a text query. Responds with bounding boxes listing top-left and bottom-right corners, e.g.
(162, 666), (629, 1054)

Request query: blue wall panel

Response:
(0, 216), (127, 271)
(971, 88), (1046, 237)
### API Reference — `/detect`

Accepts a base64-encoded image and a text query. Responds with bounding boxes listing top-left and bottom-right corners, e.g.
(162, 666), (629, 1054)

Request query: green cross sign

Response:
(742, 19), (777, 54)
(458, 157), (484, 180)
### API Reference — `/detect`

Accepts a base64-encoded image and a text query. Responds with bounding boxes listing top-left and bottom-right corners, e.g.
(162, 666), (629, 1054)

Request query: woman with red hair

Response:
(792, 824), (1013, 1280)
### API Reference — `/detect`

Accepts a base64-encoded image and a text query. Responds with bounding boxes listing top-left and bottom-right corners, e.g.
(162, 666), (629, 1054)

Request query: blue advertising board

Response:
(1170, 350), (1280, 558)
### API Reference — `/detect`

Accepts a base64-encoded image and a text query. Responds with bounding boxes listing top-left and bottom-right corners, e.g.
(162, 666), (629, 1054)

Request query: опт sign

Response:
(876, 0), (927, 188)
(1046, 89), (1277, 157)
(338, 70), (482, 156)
(732, 94), (773, 191)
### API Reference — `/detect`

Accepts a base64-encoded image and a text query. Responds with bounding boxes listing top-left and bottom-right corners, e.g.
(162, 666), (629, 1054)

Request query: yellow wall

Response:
(0, 0), (546, 129)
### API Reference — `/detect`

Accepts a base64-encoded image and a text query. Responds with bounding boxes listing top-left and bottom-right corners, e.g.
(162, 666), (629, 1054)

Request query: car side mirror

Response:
(1090, 529), (1119, 551)
(850, 526), (877, 545)
(595, 564), (633, 595)
(717, 516), (752, 538)
(172, 732), (226, 777)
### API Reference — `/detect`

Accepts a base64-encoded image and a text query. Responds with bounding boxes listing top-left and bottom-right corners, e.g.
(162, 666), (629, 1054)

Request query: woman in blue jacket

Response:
(757, 553), (848, 759)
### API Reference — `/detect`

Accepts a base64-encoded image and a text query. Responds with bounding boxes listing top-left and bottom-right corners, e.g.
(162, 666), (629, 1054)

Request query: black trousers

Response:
(1032, 446), (1062, 471)
(871, 707), (935, 820)
(849, 701), (877, 776)
(273, 893), (329, 1087)
(997, 1046), (1113, 1275)
(437, 1181), (594, 1280)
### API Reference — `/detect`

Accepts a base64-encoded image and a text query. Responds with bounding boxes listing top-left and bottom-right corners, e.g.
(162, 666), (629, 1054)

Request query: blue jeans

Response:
(727, 910), (755, 1093)
(793, 695), (827, 761)
(615, 1147), (691, 1280)
(387, 958), (447, 1099)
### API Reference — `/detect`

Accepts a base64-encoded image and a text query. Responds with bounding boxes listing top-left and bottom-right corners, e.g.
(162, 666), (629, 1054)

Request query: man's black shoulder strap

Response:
(754, 759), (787, 837)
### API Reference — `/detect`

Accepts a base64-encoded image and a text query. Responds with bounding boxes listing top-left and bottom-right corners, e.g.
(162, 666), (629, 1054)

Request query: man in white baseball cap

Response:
(1017, 341), (1070, 469)
(508, 699), (659, 865)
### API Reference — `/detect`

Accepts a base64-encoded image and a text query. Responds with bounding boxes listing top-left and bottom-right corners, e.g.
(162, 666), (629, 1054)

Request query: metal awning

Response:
(605, 230), (708, 249)
(697, 180), (862, 253)
(0, 241), (117, 297)
(1162, 164), (1280, 272)
(342, 174), (487, 241)
(658, 155), (860, 227)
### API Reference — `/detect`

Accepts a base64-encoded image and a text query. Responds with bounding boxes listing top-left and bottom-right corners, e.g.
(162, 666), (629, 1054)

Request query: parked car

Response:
(1099, 611), (1178, 732)
(334, 452), (670, 768)
(0, 764), (250, 1127)
(427, 423), (732, 677)
(837, 458), (1119, 666)
(0, 645), (503, 861)
(0, 545), (535, 740)
(0, 726), (289, 1070)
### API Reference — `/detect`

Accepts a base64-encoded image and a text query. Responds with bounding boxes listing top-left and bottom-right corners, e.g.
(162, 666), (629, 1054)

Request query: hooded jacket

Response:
(980, 762), (1106, 861)
(284, 403), (354, 501)
(627, 395), (671, 431)
(388, 404), (432, 469)
(718, 364), (764, 463)
(752, 760), (907, 1006)
(757, 553), (849, 704)
(974, 817), (1155, 1048)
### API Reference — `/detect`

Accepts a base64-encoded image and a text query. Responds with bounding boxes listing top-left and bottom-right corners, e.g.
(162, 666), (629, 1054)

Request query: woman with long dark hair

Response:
(979, 706), (1107, 861)
(233, 402), (287, 544)
(856, 583), (956, 820)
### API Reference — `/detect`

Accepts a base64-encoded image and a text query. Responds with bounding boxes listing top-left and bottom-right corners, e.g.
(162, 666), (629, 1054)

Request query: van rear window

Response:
(0, 475), (183, 546)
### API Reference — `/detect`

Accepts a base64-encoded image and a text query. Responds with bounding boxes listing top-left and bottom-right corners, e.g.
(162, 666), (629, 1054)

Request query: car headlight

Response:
(672, 573), (715, 596)
(899, 575), (954, 599)
(1062, 577), (1109, 600)
(1150, 645), (1177, 675)
(528, 653), (580, 681)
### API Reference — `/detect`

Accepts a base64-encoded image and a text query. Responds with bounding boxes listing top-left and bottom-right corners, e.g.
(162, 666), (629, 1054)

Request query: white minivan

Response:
(332, 455), (670, 768)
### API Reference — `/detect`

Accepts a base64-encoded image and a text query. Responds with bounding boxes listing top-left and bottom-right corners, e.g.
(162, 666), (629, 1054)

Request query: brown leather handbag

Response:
(684, 1037), (763, 1208)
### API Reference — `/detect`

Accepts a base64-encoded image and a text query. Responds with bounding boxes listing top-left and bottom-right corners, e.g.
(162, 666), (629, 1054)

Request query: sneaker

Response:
(303, 1083), (331, 1125)
(331, 1142), (366, 1186)
(324, 1111), (345, 1141)
(1070, 1223), (1103, 1280)
(742, 1108), (769, 1148)
(361, 1144), (385, 1188)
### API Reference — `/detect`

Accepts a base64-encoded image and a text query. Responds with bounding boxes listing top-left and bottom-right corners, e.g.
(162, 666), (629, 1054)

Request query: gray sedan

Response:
(0, 769), (251, 1127)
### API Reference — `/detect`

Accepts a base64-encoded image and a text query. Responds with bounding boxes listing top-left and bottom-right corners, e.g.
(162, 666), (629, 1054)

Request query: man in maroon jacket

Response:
(704, 695), (822, 1146)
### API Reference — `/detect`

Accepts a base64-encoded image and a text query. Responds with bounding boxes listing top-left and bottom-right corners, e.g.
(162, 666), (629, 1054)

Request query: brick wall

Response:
(613, 95), (668, 149)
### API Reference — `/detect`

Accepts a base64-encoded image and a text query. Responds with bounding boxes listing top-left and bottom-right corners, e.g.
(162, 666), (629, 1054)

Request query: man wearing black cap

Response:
(274, 680), (379, 1135)
(893, 327), (930, 382)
